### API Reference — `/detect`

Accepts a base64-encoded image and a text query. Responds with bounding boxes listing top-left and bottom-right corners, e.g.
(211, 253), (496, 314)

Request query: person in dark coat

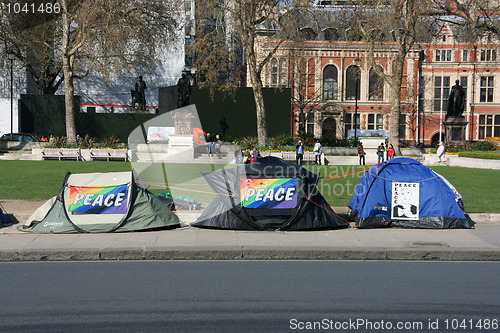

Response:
(377, 142), (385, 164)
(358, 142), (365, 165)
(296, 140), (304, 165)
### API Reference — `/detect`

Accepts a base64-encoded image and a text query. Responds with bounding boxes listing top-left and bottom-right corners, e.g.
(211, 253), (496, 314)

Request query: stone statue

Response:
(177, 73), (191, 108)
(447, 80), (465, 118)
(133, 76), (147, 110)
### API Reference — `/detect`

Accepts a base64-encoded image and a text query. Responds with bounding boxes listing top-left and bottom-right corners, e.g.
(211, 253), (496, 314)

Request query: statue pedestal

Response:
(166, 136), (194, 162)
(443, 116), (468, 144)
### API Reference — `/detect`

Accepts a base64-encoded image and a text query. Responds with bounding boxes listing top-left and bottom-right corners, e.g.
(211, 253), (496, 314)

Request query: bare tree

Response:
(0, 0), (63, 94)
(2, 0), (180, 142)
(353, 0), (434, 154)
(60, 0), (180, 142)
(192, 0), (308, 147)
(427, 0), (500, 37)
(288, 47), (324, 136)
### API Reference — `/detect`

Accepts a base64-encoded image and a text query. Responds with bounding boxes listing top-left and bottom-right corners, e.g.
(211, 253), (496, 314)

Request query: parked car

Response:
(0, 133), (40, 142)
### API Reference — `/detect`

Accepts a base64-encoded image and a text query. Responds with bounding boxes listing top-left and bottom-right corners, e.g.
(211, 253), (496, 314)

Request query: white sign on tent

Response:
(391, 182), (420, 220)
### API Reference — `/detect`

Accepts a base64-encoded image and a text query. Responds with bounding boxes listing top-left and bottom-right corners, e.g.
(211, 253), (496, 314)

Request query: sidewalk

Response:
(1, 201), (499, 262)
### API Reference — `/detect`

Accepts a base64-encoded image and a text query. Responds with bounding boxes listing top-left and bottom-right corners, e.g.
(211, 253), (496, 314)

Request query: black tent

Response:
(191, 156), (349, 231)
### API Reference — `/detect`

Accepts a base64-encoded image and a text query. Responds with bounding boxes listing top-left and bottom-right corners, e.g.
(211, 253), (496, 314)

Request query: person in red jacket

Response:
(386, 144), (395, 160)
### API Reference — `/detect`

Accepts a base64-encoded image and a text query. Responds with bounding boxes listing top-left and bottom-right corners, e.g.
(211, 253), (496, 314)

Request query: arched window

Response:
(322, 28), (339, 41)
(346, 28), (362, 42)
(300, 58), (315, 99)
(279, 58), (287, 87)
(345, 65), (361, 100)
(369, 68), (384, 101)
(270, 58), (288, 88)
(323, 65), (338, 100)
(299, 27), (317, 40)
(271, 58), (278, 86)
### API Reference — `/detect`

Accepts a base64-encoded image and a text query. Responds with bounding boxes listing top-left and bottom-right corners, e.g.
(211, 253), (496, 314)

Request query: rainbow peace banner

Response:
(68, 184), (129, 214)
(240, 178), (297, 209)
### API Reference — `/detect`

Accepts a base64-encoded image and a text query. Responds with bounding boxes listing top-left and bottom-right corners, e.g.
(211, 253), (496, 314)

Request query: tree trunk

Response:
(388, 91), (401, 155)
(63, 56), (76, 143)
(389, 53), (405, 155)
(61, 0), (76, 143)
(245, 40), (267, 147)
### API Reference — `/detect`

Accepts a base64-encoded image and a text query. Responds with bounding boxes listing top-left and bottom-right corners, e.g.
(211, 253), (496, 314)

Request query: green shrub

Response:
(458, 152), (500, 160)
(78, 135), (96, 148)
(239, 136), (258, 149)
(99, 136), (121, 149)
(48, 136), (67, 148)
(267, 133), (294, 148)
(399, 140), (411, 148)
(348, 137), (360, 147)
(303, 137), (316, 147)
(472, 141), (496, 151)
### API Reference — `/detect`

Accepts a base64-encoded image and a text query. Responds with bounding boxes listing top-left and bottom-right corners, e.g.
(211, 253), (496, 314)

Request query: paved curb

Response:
(1, 247), (499, 262)
(469, 213), (500, 224)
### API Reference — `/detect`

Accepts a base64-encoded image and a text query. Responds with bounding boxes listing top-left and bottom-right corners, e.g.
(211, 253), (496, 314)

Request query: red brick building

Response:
(253, 21), (499, 145)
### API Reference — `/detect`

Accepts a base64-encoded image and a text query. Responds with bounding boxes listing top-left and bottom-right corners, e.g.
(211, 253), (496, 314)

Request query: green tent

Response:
(20, 171), (180, 233)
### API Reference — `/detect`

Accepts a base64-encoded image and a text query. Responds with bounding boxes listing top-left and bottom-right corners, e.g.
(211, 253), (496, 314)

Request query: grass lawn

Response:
(0, 160), (131, 201)
(0, 160), (498, 213)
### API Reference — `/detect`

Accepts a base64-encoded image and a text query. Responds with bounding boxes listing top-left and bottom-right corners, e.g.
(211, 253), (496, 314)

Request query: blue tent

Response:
(348, 157), (474, 229)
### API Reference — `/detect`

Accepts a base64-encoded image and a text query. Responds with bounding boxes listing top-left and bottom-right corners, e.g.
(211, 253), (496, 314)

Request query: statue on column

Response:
(446, 80), (465, 118)
(177, 73), (191, 108)
(132, 75), (147, 110)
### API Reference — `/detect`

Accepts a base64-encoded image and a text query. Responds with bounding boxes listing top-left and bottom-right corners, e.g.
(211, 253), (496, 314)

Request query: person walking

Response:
(295, 139), (304, 165)
(205, 133), (212, 156)
(377, 142), (385, 164)
(386, 144), (395, 160)
(313, 139), (323, 165)
(214, 135), (222, 159)
(357, 142), (365, 166)
(437, 141), (445, 163)
(234, 146), (243, 164)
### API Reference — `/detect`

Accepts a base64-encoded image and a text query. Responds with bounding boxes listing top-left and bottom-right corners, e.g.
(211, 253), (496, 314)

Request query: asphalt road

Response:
(1, 261), (499, 332)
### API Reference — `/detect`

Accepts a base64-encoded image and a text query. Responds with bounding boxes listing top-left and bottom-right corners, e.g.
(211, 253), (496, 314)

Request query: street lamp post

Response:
(7, 50), (15, 140)
(354, 74), (359, 140)
(354, 58), (360, 141)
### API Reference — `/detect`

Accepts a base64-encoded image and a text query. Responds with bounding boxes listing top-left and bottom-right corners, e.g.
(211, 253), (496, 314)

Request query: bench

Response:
(90, 149), (128, 161)
(42, 148), (81, 161)
(281, 151), (317, 163)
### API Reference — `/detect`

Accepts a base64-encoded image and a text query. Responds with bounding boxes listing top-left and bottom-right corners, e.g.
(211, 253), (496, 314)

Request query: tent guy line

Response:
(304, 195), (354, 226)
(174, 184), (209, 213)
(321, 167), (370, 182)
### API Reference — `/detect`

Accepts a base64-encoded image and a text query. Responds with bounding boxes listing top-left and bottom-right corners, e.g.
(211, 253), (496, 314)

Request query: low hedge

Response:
(458, 152), (500, 160)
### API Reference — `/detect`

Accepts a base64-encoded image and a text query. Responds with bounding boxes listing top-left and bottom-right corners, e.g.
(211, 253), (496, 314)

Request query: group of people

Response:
(233, 138), (324, 166)
(357, 141), (446, 165)
(204, 133), (223, 159)
(233, 146), (261, 164)
(295, 139), (323, 166)
(40, 135), (54, 143)
(357, 142), (395, 166)
(226, 136), (448, 167)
